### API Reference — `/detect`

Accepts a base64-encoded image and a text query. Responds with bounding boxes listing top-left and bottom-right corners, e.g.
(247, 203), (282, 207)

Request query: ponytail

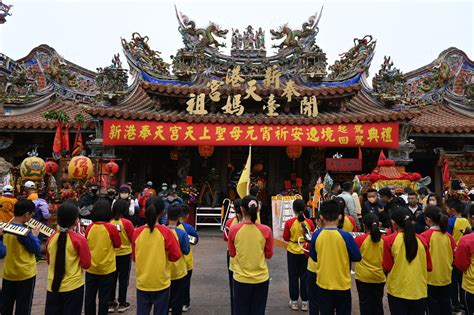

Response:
(391, 206), (418, 263)
(145, 197), (164, 232)
(439, 214), (448, 233)
(297, 212), (305, 223)
(112, 199), (128, 221)
(403, 216), (417, 263)
(424, 205), (448, 233)
(52, 231), (67, 293)
(52, 202), (78, 293)
(241, 195), (258, 223)
(363, 213), (381, 243)
(293, 199), (306, 223)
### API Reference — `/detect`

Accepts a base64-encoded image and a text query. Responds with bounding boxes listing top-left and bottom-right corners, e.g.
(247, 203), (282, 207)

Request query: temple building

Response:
(0, 7), (473, 203)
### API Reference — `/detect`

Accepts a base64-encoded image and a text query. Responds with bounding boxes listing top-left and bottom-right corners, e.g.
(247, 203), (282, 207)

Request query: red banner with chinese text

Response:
(326, 158), (363, 171)
(103, 120), (399, 148)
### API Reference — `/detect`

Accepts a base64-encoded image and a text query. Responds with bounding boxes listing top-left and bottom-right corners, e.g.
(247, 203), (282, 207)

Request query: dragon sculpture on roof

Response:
(270, 7), (323, 51)
(328, 35), (376, 80)
(175, 6), (228, 50)
(121, 32), (170, 77)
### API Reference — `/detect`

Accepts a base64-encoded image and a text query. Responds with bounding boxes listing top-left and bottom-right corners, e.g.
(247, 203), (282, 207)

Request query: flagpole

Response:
(247, 145), (252, 196)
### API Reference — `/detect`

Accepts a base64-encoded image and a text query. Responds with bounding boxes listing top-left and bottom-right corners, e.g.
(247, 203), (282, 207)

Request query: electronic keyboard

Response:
(0, 221), (30, 236)
(25, 219), (56, 237)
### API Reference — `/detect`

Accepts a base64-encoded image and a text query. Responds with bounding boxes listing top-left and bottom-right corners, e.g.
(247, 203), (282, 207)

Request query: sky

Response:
(0, 0), (472, 82)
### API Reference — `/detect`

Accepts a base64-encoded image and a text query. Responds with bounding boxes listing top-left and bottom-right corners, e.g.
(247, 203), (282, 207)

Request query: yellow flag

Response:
(237, 146), (252, 198)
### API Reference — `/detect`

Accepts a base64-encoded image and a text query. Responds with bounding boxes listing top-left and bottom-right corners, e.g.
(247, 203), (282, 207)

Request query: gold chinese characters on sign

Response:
(185, 66), (318, 118)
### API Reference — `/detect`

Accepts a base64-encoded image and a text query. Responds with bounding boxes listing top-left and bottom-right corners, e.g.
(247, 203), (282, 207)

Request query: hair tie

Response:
(404, 215), (410, 222)
(248, 200), (258, 208)
(372, 222), (378, 226)
(59, 227), (68, 233)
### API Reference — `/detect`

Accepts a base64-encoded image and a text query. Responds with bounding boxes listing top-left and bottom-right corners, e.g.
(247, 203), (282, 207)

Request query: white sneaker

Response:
(289, 300), (299, 311)
(301, 301), (308, 311)
(182, 305), (190, 312)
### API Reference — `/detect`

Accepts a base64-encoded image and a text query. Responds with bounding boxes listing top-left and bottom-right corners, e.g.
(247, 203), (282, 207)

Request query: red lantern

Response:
(286, 146), (302, 160)
(198, 145), (214, 159)
(45, 160), (59, 175)
(104, 160), (119, 175)
(170, 148), (179, 161)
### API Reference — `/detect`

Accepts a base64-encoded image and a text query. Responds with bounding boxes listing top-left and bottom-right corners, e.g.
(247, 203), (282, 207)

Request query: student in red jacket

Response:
(228, 195), (274, 315)
(420, 205), (456, 315)
(84, 200), (121, 315)
(283, 199), (315, 311)
(354, 213), (385, 315)
(45, 202), (91, 315)
(133, 197), (181, 315)
(108, 199), (135, 313)
(383, 206), (432, 315)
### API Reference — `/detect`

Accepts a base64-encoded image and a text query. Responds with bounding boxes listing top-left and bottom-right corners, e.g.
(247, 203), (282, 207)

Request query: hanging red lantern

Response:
(170, 148), (179, 161)
(104, 160), (119, 175)
(198, 145), (214, 159)
(68, 156), (93, 180)
(45, 160), (59, 175)
(286, 146), (302, 160)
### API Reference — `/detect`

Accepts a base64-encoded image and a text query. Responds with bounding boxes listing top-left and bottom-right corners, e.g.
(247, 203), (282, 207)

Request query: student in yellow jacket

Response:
(354, 213), (385, 315)
(45, 202), (91, 315)
(167, 205), (190, 315)
(177, 204), (199, 312)
(133, 197), (181, 315)
(0, 199), (41, 315)
(228, 195), (274, 315)
(420, 206), (456, 315)
(383, 206), (432, 315)
(84, 200), (121, 315)
(283, 199), (314, 311)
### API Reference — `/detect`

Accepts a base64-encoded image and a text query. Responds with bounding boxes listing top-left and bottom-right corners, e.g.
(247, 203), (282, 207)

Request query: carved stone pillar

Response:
(388, 122), (415, 170)
(88, 119), (115, 159)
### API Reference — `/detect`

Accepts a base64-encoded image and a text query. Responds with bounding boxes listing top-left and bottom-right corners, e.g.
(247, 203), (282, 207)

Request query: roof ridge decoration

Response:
(1, 45), (98, 104)
(328, 35), (376, 81)
(121, 32), (171, 80)
(95, 53), (129, 105)
(0, 0), (13, 24)
(372, 56), (409, 108)
(175, 6), (229, 50)
(403, 47), (473, 110)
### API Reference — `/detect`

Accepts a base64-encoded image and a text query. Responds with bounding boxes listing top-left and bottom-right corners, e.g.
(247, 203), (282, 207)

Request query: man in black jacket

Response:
(362, 188), (390, 228)
(77, 183), (99, 218)
(379, 187), (406, 220)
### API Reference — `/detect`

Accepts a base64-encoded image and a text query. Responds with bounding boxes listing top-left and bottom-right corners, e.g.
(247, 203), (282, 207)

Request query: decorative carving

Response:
(388, 142), (415, 166)
(47, 55), (78, 88)
(231, 29), (243, 50)
(418, 61), (453, 93)
(372, 56), (409, 106)
(296, 44), (327, 81)
(328, 35), (376, 80)
(95, 53), (128, 104)
(0, 67), (38, 103)
(176, 7), (228, 50)
(270, 10), (322, 50)
(121, 32), (170, 77)
(0, 0), (13, 24)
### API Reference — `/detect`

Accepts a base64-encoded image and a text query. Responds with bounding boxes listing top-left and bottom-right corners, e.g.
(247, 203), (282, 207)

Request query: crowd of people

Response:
(0, 178), (474, 315)
(272, 182), (474, 315)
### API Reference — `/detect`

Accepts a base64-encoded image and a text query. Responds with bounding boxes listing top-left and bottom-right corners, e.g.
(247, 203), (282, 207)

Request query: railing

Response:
(195, 206), (222, 230)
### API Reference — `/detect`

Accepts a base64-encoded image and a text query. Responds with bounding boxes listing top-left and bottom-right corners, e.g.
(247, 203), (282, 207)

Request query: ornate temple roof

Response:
(0, 8), (472, 136)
